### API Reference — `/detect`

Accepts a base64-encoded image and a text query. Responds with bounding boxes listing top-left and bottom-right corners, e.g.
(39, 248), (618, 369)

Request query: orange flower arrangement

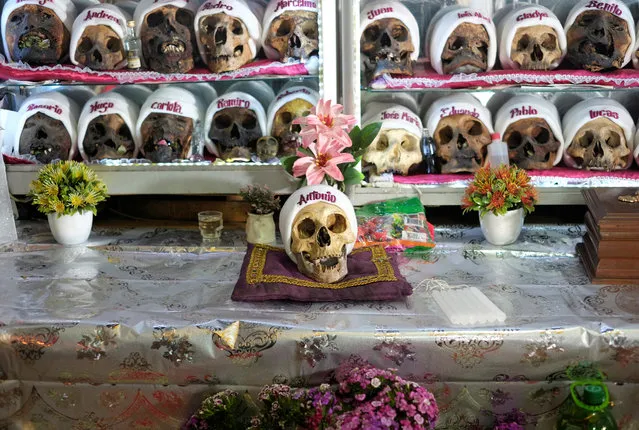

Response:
(462, 164), (538, 217)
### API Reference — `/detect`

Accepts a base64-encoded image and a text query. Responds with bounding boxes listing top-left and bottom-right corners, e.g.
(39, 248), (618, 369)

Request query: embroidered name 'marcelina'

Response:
(274, 0), (316, 12)
(297, 190), (337, 205)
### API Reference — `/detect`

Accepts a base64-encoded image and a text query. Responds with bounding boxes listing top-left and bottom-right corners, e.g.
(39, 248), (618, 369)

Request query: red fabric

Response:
(3, 154), (35, 164)
(393, 167), (639, 185)
(0, 57), (310, 84)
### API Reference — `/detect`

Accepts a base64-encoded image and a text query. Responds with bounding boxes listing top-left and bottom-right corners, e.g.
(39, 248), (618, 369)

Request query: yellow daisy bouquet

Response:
(29, 161), (109, 217)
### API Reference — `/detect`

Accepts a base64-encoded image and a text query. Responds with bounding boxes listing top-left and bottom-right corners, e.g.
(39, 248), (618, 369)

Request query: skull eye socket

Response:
(541, 33), (557, 50)
(43, 13), (52, 20)
(579, 131), (594, 148)
(214, 114), (232, 129)
(391, 25), (407, 41)
(90, 122), (106, 136)
(302, 20), (317, 39)
(78, 38), (93, 54)
(106, 37), (121, 53)
(401, 138), (416, 151)
(438, 126), (454, 144)
(533, 127), (550, 144)
(9, 13), (22, 24)
(507, 131), (522, 149)
(517, 35), (530, 51)
(176, 9), (192, 27)
(376, 134), (389, 150)
(466, 120), (483, 136)
(327, 213), (347, 234)
(147, 11), (165, 28)
(363, 24), (379, 42)
(275, 18), (293, 37)
(241, 114), (257, 129)
(297, 218), (316, 239)
(578, 13), (596, 27)
(231, 19), (243, 35)
(606, 132), (621, 148)
(117, 125), (132, 140)
(449, 37), (464, 51)
(278, 111), (293, 124)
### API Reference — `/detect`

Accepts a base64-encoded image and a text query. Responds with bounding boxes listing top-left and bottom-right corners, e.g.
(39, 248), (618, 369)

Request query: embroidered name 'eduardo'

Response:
(440, 106), (480, 119)
(297, 190), (336, 205)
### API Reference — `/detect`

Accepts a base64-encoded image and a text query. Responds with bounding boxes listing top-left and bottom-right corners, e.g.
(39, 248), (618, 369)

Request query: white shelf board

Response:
(6, 164), (298, 196)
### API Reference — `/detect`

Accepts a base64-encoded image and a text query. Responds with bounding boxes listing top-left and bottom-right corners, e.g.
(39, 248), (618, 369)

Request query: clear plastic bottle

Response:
(124, 20), (141, 70)
(556, 383), (618, 430)
(486, 132), (510, 167)
(421, 128), (437, 174)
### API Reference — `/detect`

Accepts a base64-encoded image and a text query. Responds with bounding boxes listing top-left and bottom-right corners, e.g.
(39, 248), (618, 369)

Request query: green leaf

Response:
(348, 125), (361, 144)
(280, 156), (297, 174)
(350, 122), (381, 159)
(343, 167), (365, 185)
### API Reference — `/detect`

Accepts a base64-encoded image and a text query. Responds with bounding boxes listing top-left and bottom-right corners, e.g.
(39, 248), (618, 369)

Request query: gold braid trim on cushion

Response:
(246, 244), (398, 290)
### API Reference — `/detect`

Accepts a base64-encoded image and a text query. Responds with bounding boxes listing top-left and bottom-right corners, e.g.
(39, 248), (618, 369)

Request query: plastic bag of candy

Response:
(355, 197), (435, 252)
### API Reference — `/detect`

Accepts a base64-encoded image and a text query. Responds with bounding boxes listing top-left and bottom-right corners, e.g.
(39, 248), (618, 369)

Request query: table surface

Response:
(0, 220), (638, 429)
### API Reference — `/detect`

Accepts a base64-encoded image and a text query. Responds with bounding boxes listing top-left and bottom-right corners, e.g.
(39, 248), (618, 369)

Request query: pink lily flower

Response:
(292, 134), (355, 185)
(293, 99), (357, 148)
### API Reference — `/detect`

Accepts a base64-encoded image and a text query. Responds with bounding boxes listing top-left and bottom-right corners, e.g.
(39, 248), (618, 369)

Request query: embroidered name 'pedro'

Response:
(202, 0), (232, 11)
(297, 190), (336, 205)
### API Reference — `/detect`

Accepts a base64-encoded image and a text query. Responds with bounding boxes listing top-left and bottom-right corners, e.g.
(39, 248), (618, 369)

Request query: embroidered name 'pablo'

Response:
(510, 106), (538, 118)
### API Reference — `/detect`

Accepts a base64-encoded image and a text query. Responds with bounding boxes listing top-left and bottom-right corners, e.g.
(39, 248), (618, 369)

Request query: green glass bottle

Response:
(556, 382), (618, 430)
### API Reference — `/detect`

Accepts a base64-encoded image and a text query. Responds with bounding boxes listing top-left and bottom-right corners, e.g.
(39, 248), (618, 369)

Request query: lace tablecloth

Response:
(0, 221), (638, 429)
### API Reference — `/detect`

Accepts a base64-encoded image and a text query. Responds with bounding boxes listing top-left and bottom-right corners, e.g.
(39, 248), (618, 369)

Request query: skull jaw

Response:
(438, 153), (483, 173)
(218, 145), (252, 162)
(442, 53), (487, 74)
(511, 156), (554, 170)
(567, 44), (623, 72)
(11, 28), (67, 64)
(571, 155), (628, 171)
(364, 54), (413, 81)
(205, 55), (249, 73)
(22, 140), (65, 163)
(93, 146), (134, 160)
(256, 137), (279, 161)
(294, 251), (348, 284)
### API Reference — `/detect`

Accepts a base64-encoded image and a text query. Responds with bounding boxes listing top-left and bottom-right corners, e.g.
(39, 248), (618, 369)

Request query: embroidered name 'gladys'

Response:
(457, 10), (491, 23)
(516, 10), (549, 22)
(274, 0), (316, 12)
(297, 190), (336, 205)
(89, 101), (114, 114)
(84, 10), (122, 25)
(202, 0), (232, 11)
(589, 109), (619, 119)
(217, 98), (250, 109)
(440, 106), (480, 119)
(151, 101), (183, 114)
(276, 88), (311, 102)
(27, 103), (62, 115)
(367, 7), (392, 20)
(585, 0), (623, 16)
(510, 106), (538, 118)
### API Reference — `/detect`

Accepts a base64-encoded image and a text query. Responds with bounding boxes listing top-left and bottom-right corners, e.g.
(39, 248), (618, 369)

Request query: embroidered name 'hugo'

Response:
(297, 190), (337, 205)
(150, 101), (183, 114)
(589, 109), (619, 119)
(89, 101), (114, 114)
(27, 103), (62, 115)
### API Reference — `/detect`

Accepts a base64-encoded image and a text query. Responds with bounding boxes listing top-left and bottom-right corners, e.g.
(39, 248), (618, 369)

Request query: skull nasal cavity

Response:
(457, 134), (467, 150)
(215, 27), (226, 45)
(230, 124), (240, 139)
(289, 34), (301, 48)
(594, 140), (604, 158)
(92, 49), (102, 63)
(36, 129), (47, 140)
(291, 124), (302, 133)
(317, 226), (331, 247)
(532, 44), (543, 61)
(381, 32), (391, 48)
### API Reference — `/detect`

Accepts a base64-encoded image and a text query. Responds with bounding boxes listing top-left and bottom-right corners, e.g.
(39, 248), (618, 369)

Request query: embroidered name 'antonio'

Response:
(297, 190), (336, 205)
(589, 109), (619, 120)
(27, 104), (62, 115)
(440, 106), (480, 119)
(217, 98), (250, 109)
(89, 101), (114, 114)
(509, 106), (538, 118)
(150, 101), (183, 114)
(274, 0), (316, 12)
(584, 0), (623, 16)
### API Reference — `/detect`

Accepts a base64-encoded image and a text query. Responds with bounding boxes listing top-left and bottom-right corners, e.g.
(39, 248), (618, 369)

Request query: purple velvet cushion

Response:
(231, 244), (412, 302)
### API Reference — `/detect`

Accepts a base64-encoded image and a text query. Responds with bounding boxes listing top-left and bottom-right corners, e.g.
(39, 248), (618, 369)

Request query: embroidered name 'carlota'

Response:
(297, 190), (336, 205)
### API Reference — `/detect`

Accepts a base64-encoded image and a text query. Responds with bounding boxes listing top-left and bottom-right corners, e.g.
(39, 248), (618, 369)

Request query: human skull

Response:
(140, 113), (193, 162)
(566, 9), (631, 71)
(441, 23), (489, 74)
(363, 129), (422, 175)
(199, 13), (253, 73)
(510, 25), (561, 70)
(361, 18), (414, 81)
(291, 202), (355, 283)
(566, 117), (630, 170)
(271, 99), (313, 156)
(6, 4), (69, 65)
(19, 112), (71, 163)
(82, 114), (135, 161)
(209, 107), (261, 161)
(256, 136), (278, 161)
(504, 118), (560, 170)
(266, 11), (318, 62)
(140, 6), (196, 73)
(434, 114), (491, 173)
(74, 25), (125, 70)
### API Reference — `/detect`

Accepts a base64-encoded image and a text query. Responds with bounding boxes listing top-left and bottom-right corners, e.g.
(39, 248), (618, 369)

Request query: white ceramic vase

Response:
(246, 212), (276, 245)
(479, 208), (524, 246)
(47, 211), (93, 246)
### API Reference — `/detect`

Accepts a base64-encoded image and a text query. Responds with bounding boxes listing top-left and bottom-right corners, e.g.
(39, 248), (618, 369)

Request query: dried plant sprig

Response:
(239, 184), (281, 215)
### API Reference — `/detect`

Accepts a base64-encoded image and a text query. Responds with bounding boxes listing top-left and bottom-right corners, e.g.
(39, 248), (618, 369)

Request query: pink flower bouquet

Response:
(281, 99), (381, 191)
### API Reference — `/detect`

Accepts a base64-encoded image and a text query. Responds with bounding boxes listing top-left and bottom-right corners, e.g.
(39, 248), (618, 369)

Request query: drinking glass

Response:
(198, 211), (223, 245)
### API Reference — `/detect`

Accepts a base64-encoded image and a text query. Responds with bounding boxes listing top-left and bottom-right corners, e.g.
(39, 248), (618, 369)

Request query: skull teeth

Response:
(30, 147), (53, 155)
(161, 42), (185, 54)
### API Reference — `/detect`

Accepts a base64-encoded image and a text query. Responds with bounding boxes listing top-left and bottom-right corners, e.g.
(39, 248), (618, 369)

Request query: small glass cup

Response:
(198, 211), (223, 245)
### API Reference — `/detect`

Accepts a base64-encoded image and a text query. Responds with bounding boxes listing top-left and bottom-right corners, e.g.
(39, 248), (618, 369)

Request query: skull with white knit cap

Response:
(1, 0), (77, 64)
(360, 0), (419, 82)
(135, 87), (205, 163)
(563, 98), (635, 170)
(261, 0), (318, 63)
(424, 94), (493, 173)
